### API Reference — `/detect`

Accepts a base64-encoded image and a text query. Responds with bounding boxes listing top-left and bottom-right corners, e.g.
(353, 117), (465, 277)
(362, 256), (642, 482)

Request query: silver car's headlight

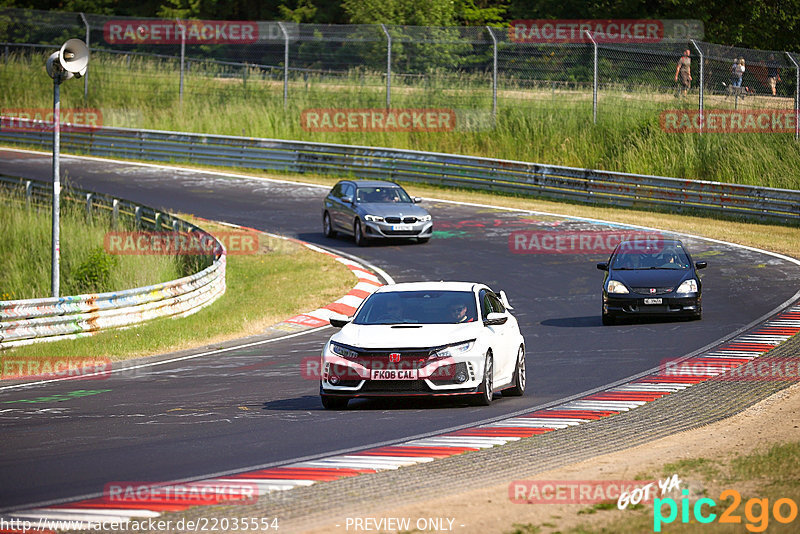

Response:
(364, 215), (384, 222)
(432, 340), (475, 359)
(419, 215), (432, 222)
(676, 279), (698, 294)
(330, 342), (359, 359)
(607, 280), (629, 294)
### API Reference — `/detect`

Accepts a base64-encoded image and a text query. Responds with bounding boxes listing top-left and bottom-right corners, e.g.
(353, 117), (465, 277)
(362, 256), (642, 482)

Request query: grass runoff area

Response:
(1, 51), (800, 189)
(1, 209), (354, 361)
(506, 442), (800, 533)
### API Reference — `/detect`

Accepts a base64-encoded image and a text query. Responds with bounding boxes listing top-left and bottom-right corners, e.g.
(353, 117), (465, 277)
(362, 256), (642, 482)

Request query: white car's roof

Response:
(375, 281), (485, 293)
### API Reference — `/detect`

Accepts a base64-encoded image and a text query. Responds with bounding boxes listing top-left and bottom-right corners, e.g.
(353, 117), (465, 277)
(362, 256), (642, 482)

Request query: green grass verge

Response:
(0, 191), (187, 300)
(2, 51), (800, 189)
(2, 218), (354, 360)
(538, 441), (800, 534)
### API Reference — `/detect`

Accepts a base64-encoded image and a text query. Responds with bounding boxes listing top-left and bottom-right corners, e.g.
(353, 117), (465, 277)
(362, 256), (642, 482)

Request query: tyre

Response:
(602, 311), (615, 326)
(323, 211), (336, 238)
(472, 353), (494, 406)
(505, 346), (526, 397)
(353, 219), (368, 246)
(417, 237), (430, 244)
(321, 395), (349, 410)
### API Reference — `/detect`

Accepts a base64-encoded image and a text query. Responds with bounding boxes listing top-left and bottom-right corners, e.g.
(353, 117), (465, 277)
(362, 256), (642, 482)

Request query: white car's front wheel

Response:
(505, 345), (526, 397)
(472, 353), (494, 406)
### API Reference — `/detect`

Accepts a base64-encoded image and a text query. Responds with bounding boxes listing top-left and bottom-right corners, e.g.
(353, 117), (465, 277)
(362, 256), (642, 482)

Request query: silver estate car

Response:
(322, 180), (433, 246)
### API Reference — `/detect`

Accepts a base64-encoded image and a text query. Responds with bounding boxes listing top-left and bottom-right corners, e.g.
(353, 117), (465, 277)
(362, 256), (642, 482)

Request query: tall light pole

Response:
(45, 39), (89, 297)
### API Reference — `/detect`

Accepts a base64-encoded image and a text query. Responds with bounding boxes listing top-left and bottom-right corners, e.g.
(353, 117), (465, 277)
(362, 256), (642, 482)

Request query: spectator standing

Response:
(674, 49), (692, 97)
(767, 54), (781, 96)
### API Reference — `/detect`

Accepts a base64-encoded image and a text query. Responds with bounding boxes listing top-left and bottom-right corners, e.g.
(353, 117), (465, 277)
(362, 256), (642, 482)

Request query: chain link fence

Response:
(1, 7), (798, 139)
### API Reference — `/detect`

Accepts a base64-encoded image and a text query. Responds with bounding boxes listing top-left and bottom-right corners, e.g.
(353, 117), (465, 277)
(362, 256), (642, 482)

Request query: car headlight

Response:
(432, 340), (475, 359)
(607, 280), (629, 294)
(364, 215), (384, 223)
(676, 279), (698, 294)
(330, 342), (359, 359)
(419, 215), (432, 222)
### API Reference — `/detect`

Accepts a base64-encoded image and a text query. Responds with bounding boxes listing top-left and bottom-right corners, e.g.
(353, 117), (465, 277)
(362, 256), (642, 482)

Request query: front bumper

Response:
(362, 220), (433, 240)
(320, 346), (484, 398)
(603, 293), (701, 317)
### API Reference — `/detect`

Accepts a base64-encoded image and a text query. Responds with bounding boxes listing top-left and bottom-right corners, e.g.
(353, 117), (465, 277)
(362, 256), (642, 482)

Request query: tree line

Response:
(3, 0), (799, 52)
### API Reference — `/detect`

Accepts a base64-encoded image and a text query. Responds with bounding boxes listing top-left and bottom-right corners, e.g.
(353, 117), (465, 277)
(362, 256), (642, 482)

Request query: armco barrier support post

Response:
(278, 22), (289, 108)
(134, 205), (142, 228)
(787, 52), (800, 141)
(381, 24), (392, 109)
(112, 198), (119, 228)
(487, 26), (498, 119)
(691, 40), (703, 134)
(585, 30), (598, 125)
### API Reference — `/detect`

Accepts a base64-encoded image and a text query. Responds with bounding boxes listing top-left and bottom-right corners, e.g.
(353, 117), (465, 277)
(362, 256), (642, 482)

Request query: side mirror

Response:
(695, 261), (707, 270)
(341, 196), (353, 205)
(413, 197), (422, 203)
(329, 314), (351, 328)
(596, 262), (609, 271)
(484, 312), (508, 326)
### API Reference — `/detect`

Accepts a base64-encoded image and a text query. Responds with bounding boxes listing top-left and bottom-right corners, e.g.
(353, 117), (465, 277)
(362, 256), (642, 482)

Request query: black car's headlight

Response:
(676, 279), (698, 294)
(330, 342), (359, 359)
(607, 280), (629, 294)
(364, 215), (384, 222)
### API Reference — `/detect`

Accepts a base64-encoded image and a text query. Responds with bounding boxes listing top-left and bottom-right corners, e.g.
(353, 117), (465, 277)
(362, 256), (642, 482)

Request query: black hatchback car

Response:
(322, 180), (433, 246)
(597, 239), (707, 325)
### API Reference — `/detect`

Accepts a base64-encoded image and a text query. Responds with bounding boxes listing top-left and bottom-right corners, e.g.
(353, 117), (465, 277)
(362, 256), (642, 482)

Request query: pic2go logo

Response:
(653, 489), (798, 532)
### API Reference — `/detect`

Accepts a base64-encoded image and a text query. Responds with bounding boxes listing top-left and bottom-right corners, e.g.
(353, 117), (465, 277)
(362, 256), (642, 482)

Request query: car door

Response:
(480, 289), (512, 385)
(487, 292), (517, 384)
(337, 182), (356, 231)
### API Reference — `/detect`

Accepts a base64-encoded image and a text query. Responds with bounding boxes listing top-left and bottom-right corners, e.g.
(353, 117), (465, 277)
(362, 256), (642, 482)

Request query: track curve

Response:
(1, 148), (799, 511)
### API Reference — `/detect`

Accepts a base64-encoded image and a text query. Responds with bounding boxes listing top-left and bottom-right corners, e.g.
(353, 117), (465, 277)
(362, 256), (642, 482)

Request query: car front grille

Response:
(384, 216), (419, 224)
(631, 287), (674, 295)
(361, 380), (431, 392)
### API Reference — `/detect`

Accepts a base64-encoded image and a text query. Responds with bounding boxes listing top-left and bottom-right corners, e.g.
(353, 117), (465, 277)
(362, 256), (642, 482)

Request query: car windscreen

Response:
(353, 290), (478, 325)
(355, 186), (411, 204)
(610, 246), (692, 270)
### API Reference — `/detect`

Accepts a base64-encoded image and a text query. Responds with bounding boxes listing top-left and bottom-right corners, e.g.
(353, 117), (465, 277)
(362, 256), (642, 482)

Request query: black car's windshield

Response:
(355, 186), (411, 204)
(611, 246), (692, 270)
(354, 290), (478, 325)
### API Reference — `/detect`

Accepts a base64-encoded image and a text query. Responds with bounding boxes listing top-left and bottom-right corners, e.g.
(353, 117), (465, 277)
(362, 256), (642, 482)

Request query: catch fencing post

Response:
(787, 52), (800, 141)
(585, 30), (597, 124)
(691, 40), (704, 134)
(176, 19), (185, 105)
(278, 22), (289, 108)
(381, 24), (392, 109)
(79, 13), (89, 102)
(487, 26), (498, 119)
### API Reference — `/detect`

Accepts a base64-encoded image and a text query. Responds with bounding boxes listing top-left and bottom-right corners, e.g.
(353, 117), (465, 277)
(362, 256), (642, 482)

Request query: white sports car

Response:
(319, 281), (526, 409)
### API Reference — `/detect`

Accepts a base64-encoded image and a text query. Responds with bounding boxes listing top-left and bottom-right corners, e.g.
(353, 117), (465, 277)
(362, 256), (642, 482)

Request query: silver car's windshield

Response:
(355, 186), (411, 204)
(354, 291), (478, 325)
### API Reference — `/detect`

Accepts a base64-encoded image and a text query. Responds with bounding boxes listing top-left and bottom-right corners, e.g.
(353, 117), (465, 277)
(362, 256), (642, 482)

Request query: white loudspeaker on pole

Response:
(46, 38), (89, 297)
(46, 38), (89, 82)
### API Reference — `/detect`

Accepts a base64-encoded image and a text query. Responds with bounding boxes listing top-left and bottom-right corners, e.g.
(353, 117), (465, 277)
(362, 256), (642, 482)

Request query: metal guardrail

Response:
(0, 175), (226, 348)
(1, 119), (799, 223)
